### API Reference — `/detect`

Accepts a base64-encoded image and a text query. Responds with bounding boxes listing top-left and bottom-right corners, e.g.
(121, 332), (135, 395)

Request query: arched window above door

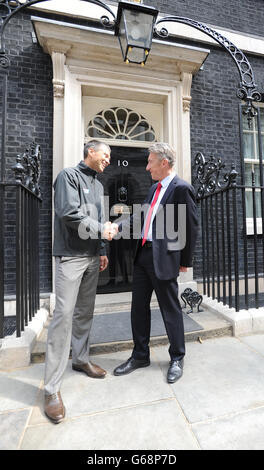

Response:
(86, 107), (156, 142)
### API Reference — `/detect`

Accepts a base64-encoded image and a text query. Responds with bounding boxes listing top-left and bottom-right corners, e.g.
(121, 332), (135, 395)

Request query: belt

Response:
(142, 240), (152, 248)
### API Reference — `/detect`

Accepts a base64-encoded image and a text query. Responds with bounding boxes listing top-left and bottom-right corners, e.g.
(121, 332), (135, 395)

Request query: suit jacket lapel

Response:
(146, 183), (158, 203)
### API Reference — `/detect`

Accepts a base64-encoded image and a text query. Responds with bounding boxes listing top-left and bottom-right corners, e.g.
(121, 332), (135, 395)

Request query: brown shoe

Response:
(44, 391), (65, 424)
(72, 361), (107, 378)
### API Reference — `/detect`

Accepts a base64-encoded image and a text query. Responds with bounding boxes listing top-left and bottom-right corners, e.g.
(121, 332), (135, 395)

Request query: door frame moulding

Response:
(65, 69), (184, 177)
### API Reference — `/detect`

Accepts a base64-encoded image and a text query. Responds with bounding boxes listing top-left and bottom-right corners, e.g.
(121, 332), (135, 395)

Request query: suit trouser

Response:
(131, 246), (185, 362)
(44, 256), (100, 395)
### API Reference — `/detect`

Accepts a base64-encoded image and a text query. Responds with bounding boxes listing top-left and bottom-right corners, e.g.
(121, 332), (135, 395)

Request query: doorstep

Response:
(31, 298), (233, 364)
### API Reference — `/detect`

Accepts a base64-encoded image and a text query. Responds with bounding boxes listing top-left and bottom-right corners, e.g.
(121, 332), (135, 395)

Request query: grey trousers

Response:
(44, 256), (100, 395)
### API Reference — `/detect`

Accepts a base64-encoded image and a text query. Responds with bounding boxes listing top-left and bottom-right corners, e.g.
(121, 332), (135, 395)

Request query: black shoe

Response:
(113, 357), (150, 376)
(167, 359), (184, 384)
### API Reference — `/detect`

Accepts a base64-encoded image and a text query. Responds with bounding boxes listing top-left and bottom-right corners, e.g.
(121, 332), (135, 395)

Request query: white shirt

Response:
(142, 172), (176, 241)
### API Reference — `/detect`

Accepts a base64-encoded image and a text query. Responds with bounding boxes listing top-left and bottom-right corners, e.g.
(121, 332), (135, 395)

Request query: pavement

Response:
(1, 331), (264, 450)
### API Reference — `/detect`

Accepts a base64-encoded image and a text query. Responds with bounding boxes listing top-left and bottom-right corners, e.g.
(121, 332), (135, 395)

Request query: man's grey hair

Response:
(148, 142), (176, 168)
(84, 140), (111, 158)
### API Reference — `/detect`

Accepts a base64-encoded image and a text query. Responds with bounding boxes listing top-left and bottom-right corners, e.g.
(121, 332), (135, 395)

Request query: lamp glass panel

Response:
(119, 11), (128, 59)
(127, 47), (145, 63)
(124, 9), (154, 49)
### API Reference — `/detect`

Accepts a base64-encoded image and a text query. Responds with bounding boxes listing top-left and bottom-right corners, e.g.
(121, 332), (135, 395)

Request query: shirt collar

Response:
(77, 161), (97, 178)
(160, 172), (176, 188)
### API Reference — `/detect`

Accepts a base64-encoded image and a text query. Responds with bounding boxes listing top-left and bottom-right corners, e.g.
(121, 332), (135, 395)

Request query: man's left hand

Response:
(99, 256), (108, 272)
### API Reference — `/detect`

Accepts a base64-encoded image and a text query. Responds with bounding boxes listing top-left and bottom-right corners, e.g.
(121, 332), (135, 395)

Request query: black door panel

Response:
(97, 146), (152, 293)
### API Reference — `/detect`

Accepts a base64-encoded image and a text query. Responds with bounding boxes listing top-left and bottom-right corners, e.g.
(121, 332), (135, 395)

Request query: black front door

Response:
(97, 146), (152, 293)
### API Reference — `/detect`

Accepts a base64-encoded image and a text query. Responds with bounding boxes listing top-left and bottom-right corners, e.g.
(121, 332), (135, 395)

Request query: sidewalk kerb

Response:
(0, 308), (49, 371)
(201, 296), (264, 336)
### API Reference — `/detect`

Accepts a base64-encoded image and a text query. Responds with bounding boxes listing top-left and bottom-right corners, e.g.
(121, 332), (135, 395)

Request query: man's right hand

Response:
(102, 222), (119, 241)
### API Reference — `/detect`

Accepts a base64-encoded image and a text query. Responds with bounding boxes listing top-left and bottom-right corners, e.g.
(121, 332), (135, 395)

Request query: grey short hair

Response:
(148, 142), (176, 168)
(84, 140), (111, 158)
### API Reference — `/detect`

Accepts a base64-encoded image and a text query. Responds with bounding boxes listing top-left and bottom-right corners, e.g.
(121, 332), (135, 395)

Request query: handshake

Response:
(102, 221), (119, 241)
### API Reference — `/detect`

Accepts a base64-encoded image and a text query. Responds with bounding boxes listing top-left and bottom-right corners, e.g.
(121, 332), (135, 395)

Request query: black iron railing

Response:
(0, 144), (42, 338)
(195, 106), (264, 311)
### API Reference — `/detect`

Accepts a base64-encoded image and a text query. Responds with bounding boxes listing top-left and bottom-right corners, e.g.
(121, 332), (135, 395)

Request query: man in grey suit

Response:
(44, 140), (114, 424)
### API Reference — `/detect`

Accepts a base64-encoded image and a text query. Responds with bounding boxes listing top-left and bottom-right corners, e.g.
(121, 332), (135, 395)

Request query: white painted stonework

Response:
(0, 308), (49, 370)
(202, 296), (264, 337)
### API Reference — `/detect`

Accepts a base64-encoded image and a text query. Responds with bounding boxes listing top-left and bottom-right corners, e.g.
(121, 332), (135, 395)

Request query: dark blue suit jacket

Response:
(119, 175), (199, 280)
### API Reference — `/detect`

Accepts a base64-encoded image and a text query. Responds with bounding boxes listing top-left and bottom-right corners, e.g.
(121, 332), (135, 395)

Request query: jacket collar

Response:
(77, 161), (97, 178)
(159, 174), (180, 205)
(146, 175), (180, 220)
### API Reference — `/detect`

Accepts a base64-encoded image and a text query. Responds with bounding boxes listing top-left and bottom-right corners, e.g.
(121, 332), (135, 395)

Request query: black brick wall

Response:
(2, 11), (53, 295)
(189, 47), (264, 279)
(137, 0), (264, 38)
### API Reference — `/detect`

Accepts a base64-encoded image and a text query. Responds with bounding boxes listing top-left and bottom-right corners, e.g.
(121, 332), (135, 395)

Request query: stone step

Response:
(31, 305), (233, 364)
(93, 292), (158, 314)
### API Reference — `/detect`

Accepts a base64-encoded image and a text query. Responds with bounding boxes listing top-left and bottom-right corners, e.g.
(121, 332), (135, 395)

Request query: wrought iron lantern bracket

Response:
(0, 1), (261, 115)
(0, 0), (116, 68)
(154, 16), (261, 120)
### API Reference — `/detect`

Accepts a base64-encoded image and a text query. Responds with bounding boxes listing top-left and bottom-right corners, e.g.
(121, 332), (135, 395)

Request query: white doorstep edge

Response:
(0, 308), (49, 371)
(202, 295), (264, 336)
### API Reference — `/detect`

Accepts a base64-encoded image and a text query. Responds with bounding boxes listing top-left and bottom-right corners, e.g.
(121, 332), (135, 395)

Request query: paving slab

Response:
(192, 406), (264, 450)
(0, 364), (44, 413)
(0, 409), (30, 450)
(153, 337), (264, 423)
(30, 350), (174, 425)
(239, 333), (264, 356)
(22, 400), (200, 451)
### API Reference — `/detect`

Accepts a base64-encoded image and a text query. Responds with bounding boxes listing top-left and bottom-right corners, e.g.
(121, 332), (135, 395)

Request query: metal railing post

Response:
(232, 183), (240, 312)
(15, 185), (22, 337)
(0, 184), (4, 339)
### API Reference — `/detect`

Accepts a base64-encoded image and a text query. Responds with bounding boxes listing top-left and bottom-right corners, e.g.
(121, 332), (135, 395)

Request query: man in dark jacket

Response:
(44, 140), (113, 424)
(112, 143), (198, 384)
